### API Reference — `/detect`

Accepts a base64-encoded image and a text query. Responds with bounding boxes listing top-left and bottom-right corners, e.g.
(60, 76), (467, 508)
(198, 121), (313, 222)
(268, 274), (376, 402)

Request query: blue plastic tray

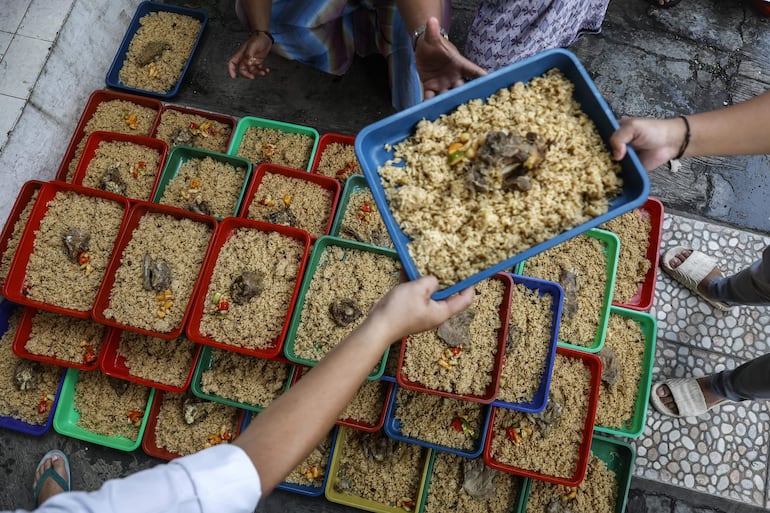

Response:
(105, 1), (208, 99)
(383, 384), (492, 459)
(355, 48), (649, 299)
(492, 273), (562, 414)
(0, 300), (65, 435)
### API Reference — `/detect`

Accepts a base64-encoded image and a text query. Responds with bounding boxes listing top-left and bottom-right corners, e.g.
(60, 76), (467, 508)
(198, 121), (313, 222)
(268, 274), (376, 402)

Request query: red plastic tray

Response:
(71, 131), (169, 201)
(309, 132), (357, 179)
(0, 180), (44, 288)
(151, 104), (237, 152)
(396, 272), (512, 405)
(141, 389), (245, 461)
(2, 181), (131, 318)
(292, 365), (393, 432)
(186, 216), (311, 359)
(91, 200), (217, 340)
(56, 89), (163, 182)
(238, 163), (341, 240)
(611, 197), (664, 312)
(99, 328), (202, 393)
(482, 346), (602, 487)
(12, 306), (109, 371)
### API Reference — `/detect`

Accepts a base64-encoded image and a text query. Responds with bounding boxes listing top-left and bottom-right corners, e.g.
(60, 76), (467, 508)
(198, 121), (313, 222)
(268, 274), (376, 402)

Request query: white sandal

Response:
(650, 378), (728, 418)
(661, 246), (732, 312)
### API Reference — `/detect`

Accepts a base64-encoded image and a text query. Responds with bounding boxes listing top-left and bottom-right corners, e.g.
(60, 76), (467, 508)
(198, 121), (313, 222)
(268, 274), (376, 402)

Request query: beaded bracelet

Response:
(675, 115), (691, 159)
(251, 30), (275, 44)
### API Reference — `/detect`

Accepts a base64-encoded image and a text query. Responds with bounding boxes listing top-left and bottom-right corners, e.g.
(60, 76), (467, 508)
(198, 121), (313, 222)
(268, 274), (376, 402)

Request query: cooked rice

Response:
(285, 429), (334, 486)
(498, 283), (554, 403)
(154, 109), (231, 152)
(424, 452), (521, 513)
(0, 189), (39, 283)
(159, 156), (247, 219)
(199, 228), (305, 349)
(65, 100), (158, 182)
(154, 392), (240, 456)
(401, 277), (503, 396)
(293, 245), (400, 362)
(338, 379), (388, 425)
(316, 142), (361, 182)
(103, 212), (212, 333)
(80, 140), (162, 200)
(525, 455), (617, 513)
(338, 187), (394, 248)
(246, 172), (333, 237)
(74, 370), (150, 440)
(200, 348), (290, 409)
(523, 234), (608, 347)
(333, 428), (425, 508)
(394, 387), (484, 450)
(600, 209), (652, 303)
(24, 310), (105, 365)
(236, 127), (314, 170)
(378, 69), (622, 287)
(490, 353), (592, 479)
(0, 310), (61, 425)
(119, 331), (197, 388)
(118, 11), (201, 93)
(595, 313), (645, 430)
(24, 190), (124, 311)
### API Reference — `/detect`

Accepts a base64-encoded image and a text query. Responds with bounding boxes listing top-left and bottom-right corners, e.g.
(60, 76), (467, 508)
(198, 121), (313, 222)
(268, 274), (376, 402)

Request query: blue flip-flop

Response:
(33, 449), (71, 507)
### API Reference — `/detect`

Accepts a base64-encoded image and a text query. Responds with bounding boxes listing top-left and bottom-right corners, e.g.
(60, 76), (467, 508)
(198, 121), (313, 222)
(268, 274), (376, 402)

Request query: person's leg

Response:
(706, 353), (770, 401)
(707, 245), (770, 305)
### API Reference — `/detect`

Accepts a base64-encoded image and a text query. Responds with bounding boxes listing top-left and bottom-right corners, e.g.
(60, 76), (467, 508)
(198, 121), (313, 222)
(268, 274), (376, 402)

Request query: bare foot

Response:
(33, 455), (68, 505)
(668, 249), (724, 298)
(655, 377), (725, 415)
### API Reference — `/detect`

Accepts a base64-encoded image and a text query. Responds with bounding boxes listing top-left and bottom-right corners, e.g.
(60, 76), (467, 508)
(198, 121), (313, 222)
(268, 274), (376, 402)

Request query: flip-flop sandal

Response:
(646, 0), (683, 8)
(33, 449), (71, 507)
(650, 378), (728, 418)
(661, 246), (732, 312)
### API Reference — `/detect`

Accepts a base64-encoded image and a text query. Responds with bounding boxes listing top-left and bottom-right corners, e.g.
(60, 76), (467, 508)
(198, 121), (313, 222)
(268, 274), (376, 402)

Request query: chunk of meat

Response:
(329, 299), (362, 327)
(230, 271), (264, 305)
(142, 254), (172, 292)
(62, 228), (90, 263)
(560, 269), (579, 319)
(135, 41), (171, 66)
(462, 458), (497, 498)
(598, 347), (621, 385)
(466, 131), (546, 193)
(437, 309), (475, 348)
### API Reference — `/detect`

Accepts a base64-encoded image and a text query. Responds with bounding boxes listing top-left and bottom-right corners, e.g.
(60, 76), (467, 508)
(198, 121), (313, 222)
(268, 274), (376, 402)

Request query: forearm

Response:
(395, 0), (445, 32)
(685, 90), (770, 157)
(234, 316), (393, 494)
(239, 0), (272, 32)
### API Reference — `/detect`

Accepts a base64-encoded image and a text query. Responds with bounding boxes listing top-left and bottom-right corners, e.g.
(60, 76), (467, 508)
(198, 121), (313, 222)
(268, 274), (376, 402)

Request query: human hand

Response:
(414, 17), (486, 100)
(367, 276), (475, 342)
(610, 116), (687, 171)
(227, 32), (273, 79)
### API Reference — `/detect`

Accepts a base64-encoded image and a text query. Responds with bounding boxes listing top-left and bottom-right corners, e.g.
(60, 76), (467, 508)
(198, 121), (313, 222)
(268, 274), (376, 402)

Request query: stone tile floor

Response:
(642, 213), (770, 508)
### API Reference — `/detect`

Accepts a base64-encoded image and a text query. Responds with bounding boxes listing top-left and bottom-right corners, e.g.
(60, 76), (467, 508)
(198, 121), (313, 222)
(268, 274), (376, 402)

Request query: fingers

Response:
(609, 119), (635, 161)
(440, 286), (475, 317)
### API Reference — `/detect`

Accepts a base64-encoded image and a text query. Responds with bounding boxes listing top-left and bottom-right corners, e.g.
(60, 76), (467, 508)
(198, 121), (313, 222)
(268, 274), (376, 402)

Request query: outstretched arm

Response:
(395, 1), (486, 99)
(610, 90), (770, 170)
(227, 0), (273, 79)
(235, 276), (475, 494)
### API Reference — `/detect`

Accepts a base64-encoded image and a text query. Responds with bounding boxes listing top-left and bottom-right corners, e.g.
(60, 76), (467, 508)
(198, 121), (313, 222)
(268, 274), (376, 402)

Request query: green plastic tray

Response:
(227, 116), (320, 172)
(283, 236), (399, 380)
(329, 174), (392, 248)
(53, 368), (155, 452)
(190, 345), (294, 412)
(520, 433), (635, 513)
(418, 451), (527, 513)
(151, 145), (253, 219)
(325, 426), (432, 513)
(520, 228), (619, 353)
(595, 307), (657, 438)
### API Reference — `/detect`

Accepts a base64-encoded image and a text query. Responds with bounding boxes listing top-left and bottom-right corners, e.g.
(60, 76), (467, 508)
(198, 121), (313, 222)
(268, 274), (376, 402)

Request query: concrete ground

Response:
(1, 0), (770, 511)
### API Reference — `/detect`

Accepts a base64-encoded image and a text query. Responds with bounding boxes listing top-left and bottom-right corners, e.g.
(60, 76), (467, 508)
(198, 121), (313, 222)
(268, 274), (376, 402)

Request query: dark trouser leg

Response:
(706, 353), (770, 401)
(707, 245), (770, 305)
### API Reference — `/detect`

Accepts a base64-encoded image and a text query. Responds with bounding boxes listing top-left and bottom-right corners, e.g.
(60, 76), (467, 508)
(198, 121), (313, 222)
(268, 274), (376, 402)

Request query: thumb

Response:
(609, 120), (635, 161)
(423, 17), (445, 45)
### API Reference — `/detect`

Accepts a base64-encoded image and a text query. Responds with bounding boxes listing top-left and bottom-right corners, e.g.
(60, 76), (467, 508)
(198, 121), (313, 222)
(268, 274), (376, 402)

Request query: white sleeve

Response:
(13, 444), (261, 513)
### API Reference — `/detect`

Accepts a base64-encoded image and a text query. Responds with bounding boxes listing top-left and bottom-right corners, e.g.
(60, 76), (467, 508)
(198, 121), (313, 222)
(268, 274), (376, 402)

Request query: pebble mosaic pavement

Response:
(636, 211), (770, 508)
